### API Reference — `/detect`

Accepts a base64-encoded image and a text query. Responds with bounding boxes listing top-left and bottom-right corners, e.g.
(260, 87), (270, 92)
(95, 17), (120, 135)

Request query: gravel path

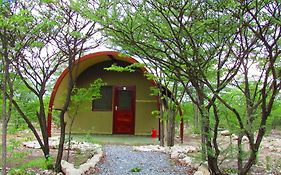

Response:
(95, 145), (189, 175)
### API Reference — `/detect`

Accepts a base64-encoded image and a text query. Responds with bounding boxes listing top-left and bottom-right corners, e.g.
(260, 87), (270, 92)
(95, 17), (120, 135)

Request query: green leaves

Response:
(104, 63), (144, 72)
(32, 19), (59, 34)
(130, 167), (141, 172)
(68, 79), (105, 115)
(71, 79), (104, 105)
(67, 79), (104, 137)
(69, 31), (82, 38)
(40, 0), (55, 3)
(30, 41), (44, 48)
(0, 0), (15, 5)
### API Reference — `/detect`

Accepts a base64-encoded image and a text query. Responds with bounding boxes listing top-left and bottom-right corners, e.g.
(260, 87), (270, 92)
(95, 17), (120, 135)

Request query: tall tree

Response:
(0, 1), (37, 173)
(43, 0), (105, 172)
(0, 1), (68, 163)
(145, 62), (185, 146)
(215, 1), (281, 174)
(93, 0), (280, 174)
(98, 1), (241, 172)
(0, 23), (10, 175)
(0, 0), (104, 173)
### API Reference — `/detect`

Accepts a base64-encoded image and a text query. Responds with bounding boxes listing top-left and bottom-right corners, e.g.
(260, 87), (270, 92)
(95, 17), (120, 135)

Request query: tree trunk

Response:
(198, 105), (207, 160)
(237, 134), (243, 172)
(160, 120), (165, 146)
(67, 111), (78, 161)
(67, 129), (72, 161)
(1, 53), (10, 175)
(55, 112), (66, 172)
(207, 156), (222, 175)
(159, 103), (165, 147)
(1, 115), (7, 175)
(239, 150), (258, 175)
(55, 57), (75, 172)
(202, 109), (223, 175)
(166, 109), (175, 147)
(38, 96), (50, 158)
(11, 99), (49, 157)
(193, 102), (199, 130)
(55, 91), (72, 172)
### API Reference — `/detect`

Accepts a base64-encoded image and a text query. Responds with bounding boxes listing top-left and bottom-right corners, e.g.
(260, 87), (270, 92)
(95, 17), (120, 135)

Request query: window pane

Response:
(118, 90), (132, 110)
(92, 86), (112, 111)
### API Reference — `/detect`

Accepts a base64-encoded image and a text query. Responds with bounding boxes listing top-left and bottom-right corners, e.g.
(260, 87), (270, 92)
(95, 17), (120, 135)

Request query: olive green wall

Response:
(64, 60), (158, 135)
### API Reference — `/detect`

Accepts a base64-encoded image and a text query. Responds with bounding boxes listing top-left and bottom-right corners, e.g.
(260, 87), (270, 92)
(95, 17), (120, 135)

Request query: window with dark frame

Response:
(92, 86), (113, 111)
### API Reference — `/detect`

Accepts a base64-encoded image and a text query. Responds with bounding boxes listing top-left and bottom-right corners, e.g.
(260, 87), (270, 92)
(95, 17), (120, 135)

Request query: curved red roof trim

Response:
(47, 51), (156, 136)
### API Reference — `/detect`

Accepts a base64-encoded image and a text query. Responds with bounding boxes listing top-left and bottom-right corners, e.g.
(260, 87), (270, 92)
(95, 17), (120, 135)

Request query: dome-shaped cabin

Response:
(47, 51), (159, 136)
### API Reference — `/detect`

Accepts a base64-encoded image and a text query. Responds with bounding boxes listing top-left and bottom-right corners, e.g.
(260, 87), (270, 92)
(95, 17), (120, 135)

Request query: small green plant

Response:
(76, 148), (82, 155)
(24, 157), (49, 169)
(84, 133), (93, 141)
(6, 138), (29, 164)
(9, 157), (54, 174)
(8, 168), (34, 175)
(7, 152), (29, 161)
(7, 138), (21, 151)
(265, 156), (271, 171)
(7, 123), (28, 134)
(130, 167), (141, 172)
(81, 132), (97, 144)
(223, 167), (238, 174)
(45, 156), (54, 170)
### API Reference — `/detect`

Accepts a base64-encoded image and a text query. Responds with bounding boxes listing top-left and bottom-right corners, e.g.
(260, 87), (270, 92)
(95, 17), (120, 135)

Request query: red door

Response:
(113, 86), (135, 134)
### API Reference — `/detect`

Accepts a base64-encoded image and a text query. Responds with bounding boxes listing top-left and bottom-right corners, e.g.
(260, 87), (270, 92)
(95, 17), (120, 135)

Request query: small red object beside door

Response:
(151, 129), (157, 138)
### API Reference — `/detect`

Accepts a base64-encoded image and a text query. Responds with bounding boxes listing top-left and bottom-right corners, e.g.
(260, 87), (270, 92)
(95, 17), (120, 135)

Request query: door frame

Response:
(112, 85), (136, 134)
